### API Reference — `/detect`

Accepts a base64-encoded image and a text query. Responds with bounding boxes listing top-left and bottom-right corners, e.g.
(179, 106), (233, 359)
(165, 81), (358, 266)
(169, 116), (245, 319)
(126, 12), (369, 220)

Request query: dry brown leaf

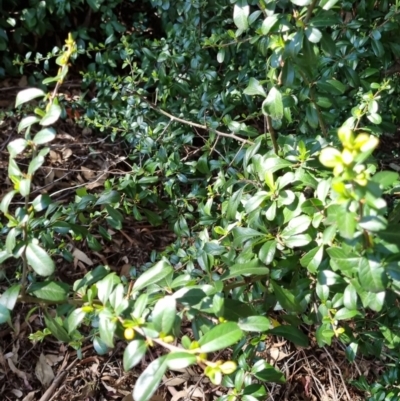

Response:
(35, 353), (55, 387)
(11, 388), (23, 397)
(81, 166), (96, 180)
(18, 75), (28, 87)
(7, 358), (30, 388)
(45, 354), (63, 366)
(121, 395), (134, 401)
(73, 248), (93, 266)
(62, 147), (73, 160)
(22, 391), (37, 401)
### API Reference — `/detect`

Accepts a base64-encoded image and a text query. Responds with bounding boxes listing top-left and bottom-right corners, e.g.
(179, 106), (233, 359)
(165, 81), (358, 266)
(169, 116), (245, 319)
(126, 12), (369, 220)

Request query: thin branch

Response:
(305, 0), (319, 24)
(139, 97), (254, 145)
(265, 115), (279, 154)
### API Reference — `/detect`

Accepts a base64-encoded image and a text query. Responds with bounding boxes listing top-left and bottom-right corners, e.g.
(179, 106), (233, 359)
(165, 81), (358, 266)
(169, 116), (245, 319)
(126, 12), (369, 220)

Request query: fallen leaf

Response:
(35, 353), (55, 387)
(22, 391), (37, 401)
(73, 248), (93, 266)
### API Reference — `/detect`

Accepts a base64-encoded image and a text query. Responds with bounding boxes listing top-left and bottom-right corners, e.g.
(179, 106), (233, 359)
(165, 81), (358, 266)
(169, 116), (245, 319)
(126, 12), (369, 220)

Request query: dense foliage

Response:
(1, 0), (400, 400)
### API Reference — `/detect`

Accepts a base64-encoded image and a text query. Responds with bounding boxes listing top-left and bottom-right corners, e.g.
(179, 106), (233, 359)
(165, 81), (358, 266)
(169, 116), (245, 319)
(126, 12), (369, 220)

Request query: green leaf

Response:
(251, 360), (285, 383)
(271, 281), (305, 313)
(335, 308), (359, 320)
(166, 352), (197, 370)
(124, 339), (147, 371)
(227, 187), (245, 219)
(0, 190), (16, 214)
(359, 216), (387, 232)
(133, 260), (174, 293)
(224, 260), (269, 280)
(290, 0), (311, 5)
(0, 284), (21, 310)
(93, 336), (109, 355)
(261, 15), (279, 36)
(232, 227), (264, 247)
(281, 215), (311, 237)
(95, 190), (121, 205)
(238, 316), (272, 332)
(29, 281), (69, 301)
(245, 191), (269, 213)
(358, 257), (388, 293)
(281, 233), (312, 248)
(305, 27), (322, 43)
(15, 88), (45, 107)
(371, 171), (398, 188)
(40, 103), (62, 126)
(7, 138), (28, 157)
(67, 308), (86, 334)
(258, 241), (276, 265)
(233, 0), (249, 32)
(338, 211), (356, 239)
(97, 273), (120, 305)
(26, 243), (55, 277)
(133, 356), (168, 401)
(18, 116), (40, 132)
(152, 296), (176, 334)
(44, 311), (71, 342)
(19, 178), (31, 197)
(269, 325), (309, 347)
(198, 322), (243, 353)
(0, 304), (11, 325)
(99, 310), (116, 348)
(320, 0), (340, 9)
(343, 283), (357, 310)
(244, 78), (266, 97)
(33, 128), (56, 145)
(262, 87), (283, 120)
(300, 245), (324, 274)
(28, 155), (45, 175)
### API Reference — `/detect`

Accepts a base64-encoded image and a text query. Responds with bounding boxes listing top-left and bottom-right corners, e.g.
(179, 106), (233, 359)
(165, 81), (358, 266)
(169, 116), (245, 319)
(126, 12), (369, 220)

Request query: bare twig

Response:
(139, 96), (253, 145)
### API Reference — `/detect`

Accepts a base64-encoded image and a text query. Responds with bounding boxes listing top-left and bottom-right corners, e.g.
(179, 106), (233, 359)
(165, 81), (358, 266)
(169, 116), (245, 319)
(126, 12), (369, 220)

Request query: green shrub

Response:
(2, 1), (400, 401)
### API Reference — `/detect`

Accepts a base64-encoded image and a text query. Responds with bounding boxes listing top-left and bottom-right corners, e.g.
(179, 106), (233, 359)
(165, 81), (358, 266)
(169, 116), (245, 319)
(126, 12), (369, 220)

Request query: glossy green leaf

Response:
(358, 257), (388, 293)
(15, 88), (45, 107)
(29, 281), (69, 302)
(133, 260), (174, 293)
(133, 356), (168, 401)
(97, 273), (120, 305)
(7, 138), (28, 157)
(271, 281), (304, 313)
(238, 316), (272, 332)
(67, 308), (86, 334)
(33, 127), (56, 145)
(343, 283), (357, 310)
(44, 311), (71, 343)
(261, 15), (279, 36)
(335, 307), (359, 320)
(166, 352), (197, 370)
(0, 304), (11, 325)
(269, 325), (309, 347)
(198, 322), (243, 353)
(99, 311), (116, 348)
(152, 295), (176, 334)
(262, 87), (283, 120)
(40, 103), (62, 126)
(233, 1), (249, 32)
(251, 360), (285, 383)
(124, 339), (147, 371)
(244, 78), (266, 97)
(258, 241), (276, 265)
(95, 190), (121, 205)
(26, 242), (55, 277)
(0, 284), (21, 310)
(224, 260), (269, 280)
